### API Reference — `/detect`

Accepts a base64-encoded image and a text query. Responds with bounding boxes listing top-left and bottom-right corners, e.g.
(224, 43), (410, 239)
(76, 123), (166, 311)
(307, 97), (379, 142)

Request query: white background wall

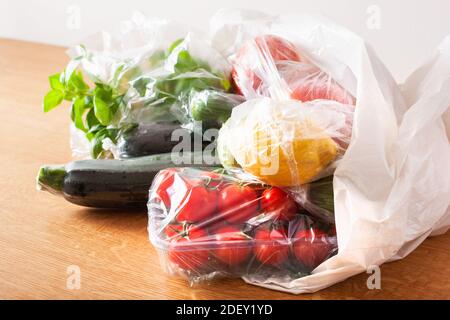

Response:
(1, 0), (450, 82)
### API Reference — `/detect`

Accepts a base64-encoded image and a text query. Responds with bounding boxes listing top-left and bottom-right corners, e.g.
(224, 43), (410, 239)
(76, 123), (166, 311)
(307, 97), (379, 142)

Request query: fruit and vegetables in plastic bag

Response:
(230, 34), (355, 105)
(216, 33), (356, 186)
(217, 98), (354, 186)
(148, 167), (338, 284)
(42, 13), (236, 159)
(123, 35), (232, 127)
(185, 89), (246, 124)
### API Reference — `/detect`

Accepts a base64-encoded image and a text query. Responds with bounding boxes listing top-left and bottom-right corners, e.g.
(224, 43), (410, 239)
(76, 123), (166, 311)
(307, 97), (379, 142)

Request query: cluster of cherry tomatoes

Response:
(151, 168), (337, 278)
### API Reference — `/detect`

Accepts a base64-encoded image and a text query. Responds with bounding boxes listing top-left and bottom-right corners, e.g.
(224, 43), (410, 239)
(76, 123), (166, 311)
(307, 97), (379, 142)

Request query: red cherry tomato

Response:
(199, 171), (224, 188)
(218, 185), (259, 224)
(168, 225), (209, 272)
(176, 185), (218, 223)
(232, 35), (301, 96)
(153, 169), (177, 209)
(292, 228), (334, 270)
(164, 223), (185, 240)
(254, 226), (290, 266)
(260, 187), (298, 221)
(185, 223), (209, 240)
(213, 225), (252, 266)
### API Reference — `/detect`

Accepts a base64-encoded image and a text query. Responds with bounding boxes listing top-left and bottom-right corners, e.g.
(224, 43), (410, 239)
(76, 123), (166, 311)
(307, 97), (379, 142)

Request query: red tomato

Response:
(290, 81), (355, 105)
(218, 185), (259, 224)
(185, 223), (210, 240)
(176, 186), (218, 223)
(212, 226), (252, 266)
(254, 226), (290, 266)
(231, 35), (301, 96)
(278, 61), (355, 105)
(199, 171), (224, 188)
(168, 225), (209, 271)
(153, 169), (177, 209)
(260, 187), (298, 221)
(292, 228), (334, 270)
(164, 223), (184, 240)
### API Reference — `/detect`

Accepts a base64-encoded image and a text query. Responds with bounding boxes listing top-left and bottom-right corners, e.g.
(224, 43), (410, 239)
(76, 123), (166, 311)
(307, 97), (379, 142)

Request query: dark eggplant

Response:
(37, 152), (220, 209)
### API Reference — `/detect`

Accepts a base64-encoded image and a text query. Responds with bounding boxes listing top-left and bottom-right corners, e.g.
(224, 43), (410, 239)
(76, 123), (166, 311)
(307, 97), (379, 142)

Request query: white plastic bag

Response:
(211, 9), (449, 293)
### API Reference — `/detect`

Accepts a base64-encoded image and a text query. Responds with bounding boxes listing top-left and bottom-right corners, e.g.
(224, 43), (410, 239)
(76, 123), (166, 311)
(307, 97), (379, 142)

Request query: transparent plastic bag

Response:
(148, 167), (337, 284)
(280, 62), (355, 105)
(184, 89), (246, 125)
(228, 34), (355, 105)
(217, 98), (354, 187)
(122, 33), (232, 127)
(63, 12), (190, 159)
(213, 17), (356, 187)
(115, 31), (243, 159)
(64, 13), (239, 159)
(67, 12), (188, 91)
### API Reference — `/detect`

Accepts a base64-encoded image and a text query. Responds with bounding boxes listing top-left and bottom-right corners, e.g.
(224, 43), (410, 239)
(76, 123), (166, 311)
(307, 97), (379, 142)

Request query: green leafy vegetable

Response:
(43, 89), (64, 113)
(42, 67), (125, 158)
(43, 38), (232, 159)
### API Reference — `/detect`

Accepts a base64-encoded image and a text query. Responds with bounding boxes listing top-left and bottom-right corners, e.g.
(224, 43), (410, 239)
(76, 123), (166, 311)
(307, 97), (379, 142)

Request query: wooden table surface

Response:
(1, 38), (449, 300)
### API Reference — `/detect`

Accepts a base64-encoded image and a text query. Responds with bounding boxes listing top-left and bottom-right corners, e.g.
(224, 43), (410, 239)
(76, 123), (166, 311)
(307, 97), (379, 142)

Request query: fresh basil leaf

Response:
(88, 124), (103, 134)
(91, 129), (107, 159)
(71, 97), (87, 132)
(90, 127), (119, 159)
(49, 73), (64, 91)
(68, 71), (89, 93)
(133, 77), (152, 97)
(43, 89), (64, 113)
(85, 132), (95, 142)
(94, 83), (109, 92)
(174, 50), (199, 73)
(86, 108), (100, 130)
(93, 94), (111, 126)
(106, 128), (119, 143)
(167, 39), (184, 55)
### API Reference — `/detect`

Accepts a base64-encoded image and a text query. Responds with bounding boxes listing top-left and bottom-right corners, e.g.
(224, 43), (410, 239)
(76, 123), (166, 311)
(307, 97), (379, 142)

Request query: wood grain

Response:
(0, 38), (449, 300)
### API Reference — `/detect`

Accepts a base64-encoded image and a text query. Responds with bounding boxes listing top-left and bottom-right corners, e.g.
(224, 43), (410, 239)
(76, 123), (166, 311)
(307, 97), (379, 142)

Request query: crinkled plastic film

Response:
(148, 167), (337, 285)
(66, 13), (239, 159)
(218, 98), (354, 186)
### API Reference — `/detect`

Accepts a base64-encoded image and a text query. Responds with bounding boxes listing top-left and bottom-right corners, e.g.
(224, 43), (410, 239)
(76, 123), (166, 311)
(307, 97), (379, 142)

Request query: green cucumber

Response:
(190, 90), (245, 123)
(37, 152), (220, 209)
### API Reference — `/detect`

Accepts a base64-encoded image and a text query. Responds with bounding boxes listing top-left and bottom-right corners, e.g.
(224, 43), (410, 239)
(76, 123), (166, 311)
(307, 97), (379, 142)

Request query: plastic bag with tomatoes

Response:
(229, 34), (355, 106)
(212, 16), (356, 187)
(209, 9), (450, 296)
(148, 167), (337, 284)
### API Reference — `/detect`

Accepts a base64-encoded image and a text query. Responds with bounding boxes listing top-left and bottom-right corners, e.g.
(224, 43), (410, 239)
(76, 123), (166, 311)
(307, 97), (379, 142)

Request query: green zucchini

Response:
(37, 152), (220, 209)
(117, 122), (206, 158)
(190, 90), (245, 123)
